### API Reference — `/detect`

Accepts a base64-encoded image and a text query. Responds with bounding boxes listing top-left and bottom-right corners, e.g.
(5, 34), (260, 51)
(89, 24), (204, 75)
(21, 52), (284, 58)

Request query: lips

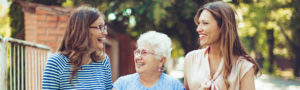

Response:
(199, 34), (206, 40)
(136, 62), (145, 68)
(97, 38), (105, 43)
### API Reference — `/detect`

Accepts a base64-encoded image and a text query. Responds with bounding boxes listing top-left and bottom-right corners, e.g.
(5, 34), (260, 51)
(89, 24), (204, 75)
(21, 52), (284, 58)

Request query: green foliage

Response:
(235, 0), (289, 56)
(233, 0), (300, 76)
(68, 0), (210, 56)
(9, 2), (24, 39)
(289, 0), (300, 54)
(0, 4), (11, 37)
(62, 0), (73, 7)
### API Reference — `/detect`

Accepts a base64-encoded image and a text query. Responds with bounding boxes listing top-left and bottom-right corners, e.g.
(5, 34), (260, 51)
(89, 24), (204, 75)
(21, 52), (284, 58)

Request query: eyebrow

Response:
(97, 23), (106, 26)
(198, 19), (209, 23)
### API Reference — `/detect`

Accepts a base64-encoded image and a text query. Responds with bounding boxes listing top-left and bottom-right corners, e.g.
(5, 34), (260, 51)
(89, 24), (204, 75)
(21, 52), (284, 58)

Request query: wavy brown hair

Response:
(58, 6), (106, 85)
(194, 1), (260, 89)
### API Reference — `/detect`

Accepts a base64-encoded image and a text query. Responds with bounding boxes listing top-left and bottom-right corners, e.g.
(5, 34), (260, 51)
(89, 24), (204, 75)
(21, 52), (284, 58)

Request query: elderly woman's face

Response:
(134, 42), (162, 74)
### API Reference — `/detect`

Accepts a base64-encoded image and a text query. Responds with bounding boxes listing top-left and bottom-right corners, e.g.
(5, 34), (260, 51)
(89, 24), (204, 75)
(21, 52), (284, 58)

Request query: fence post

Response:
(0, 36), (8, 90)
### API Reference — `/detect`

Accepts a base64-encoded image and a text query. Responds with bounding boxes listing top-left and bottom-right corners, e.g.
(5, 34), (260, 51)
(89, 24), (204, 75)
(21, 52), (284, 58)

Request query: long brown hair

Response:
(194, 1), (260, 88)
(58, 6), (106, 85)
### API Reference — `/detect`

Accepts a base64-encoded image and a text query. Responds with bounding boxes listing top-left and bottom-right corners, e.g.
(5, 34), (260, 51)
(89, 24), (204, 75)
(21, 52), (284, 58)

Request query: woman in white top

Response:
(184, 1), (260, 90)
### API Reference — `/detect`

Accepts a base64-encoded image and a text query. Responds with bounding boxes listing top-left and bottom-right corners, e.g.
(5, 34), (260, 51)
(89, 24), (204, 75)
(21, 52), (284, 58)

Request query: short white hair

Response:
(137, 31), (172, 60)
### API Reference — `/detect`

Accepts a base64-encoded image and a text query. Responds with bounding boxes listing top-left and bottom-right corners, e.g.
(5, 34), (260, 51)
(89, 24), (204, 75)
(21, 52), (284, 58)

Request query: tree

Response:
(288, 0), (300, 77)
(68, 0), (217, 56)
(9, 1), (24, 39)
(234, 0), (300, 77)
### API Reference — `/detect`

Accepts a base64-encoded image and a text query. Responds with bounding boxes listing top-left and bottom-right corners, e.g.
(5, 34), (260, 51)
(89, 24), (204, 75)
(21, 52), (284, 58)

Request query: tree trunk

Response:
(267, 29), (274, 73)
(294, 55), (300, 77)
(293, 48), (300, 77)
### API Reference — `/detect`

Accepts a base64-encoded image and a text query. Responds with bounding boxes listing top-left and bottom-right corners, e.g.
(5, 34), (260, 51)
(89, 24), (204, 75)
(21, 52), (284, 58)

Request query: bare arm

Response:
(240, 67), (255, 90)
(184, 57), (189, 90)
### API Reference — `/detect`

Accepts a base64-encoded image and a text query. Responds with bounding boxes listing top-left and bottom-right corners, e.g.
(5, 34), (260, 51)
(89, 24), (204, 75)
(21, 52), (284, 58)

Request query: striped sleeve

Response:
(42, 54), (62, 89)
(104, 56), (113, 89)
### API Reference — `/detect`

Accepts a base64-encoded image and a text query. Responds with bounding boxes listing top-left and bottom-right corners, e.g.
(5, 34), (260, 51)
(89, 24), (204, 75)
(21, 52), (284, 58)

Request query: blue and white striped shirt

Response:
(42, 53), (113, 90)
(113, 73), (185, 90)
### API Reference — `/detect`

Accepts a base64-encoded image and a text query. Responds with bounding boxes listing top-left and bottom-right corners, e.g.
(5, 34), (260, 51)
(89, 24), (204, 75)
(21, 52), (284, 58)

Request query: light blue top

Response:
(114, 73), (185, 90)
(42, 53), (113, 90)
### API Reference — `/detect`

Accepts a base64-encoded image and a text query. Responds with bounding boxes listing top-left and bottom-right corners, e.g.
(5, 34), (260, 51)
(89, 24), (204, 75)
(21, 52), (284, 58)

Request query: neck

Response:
(139, 72), (161, 87)
(82, 51), (93, 64)
(209, 43), (222, 61)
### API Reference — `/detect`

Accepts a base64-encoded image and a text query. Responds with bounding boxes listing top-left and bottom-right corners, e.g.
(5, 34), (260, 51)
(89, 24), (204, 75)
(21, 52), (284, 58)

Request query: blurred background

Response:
(0, 0), (300, 90)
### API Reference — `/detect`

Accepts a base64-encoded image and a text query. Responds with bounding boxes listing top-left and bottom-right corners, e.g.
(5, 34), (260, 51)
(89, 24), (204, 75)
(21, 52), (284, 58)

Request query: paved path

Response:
(255, 75), (300, 90)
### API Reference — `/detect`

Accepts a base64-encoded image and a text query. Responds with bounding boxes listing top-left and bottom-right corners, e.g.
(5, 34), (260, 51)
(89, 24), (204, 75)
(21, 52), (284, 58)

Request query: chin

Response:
(135, 68), (145, 73)
(199, 42), (205, 46)
(97, 45), (104, 50)
(135, 69), (142, 73)
(200, 43), (208, 48)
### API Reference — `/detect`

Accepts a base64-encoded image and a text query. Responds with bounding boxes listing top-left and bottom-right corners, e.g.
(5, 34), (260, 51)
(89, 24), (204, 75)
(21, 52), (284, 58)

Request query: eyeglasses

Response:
(134, 49), (155, 56)
(90, 24), (107, 33)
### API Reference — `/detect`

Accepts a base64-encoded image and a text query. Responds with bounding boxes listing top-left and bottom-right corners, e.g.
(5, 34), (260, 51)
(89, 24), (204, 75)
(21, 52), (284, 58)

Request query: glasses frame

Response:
(90, 24), (107, 33)
(133, 49), (157, 56)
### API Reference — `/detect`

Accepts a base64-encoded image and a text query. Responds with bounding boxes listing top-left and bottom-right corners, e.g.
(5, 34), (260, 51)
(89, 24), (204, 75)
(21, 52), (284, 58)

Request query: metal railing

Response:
(0, 36), (52, 90)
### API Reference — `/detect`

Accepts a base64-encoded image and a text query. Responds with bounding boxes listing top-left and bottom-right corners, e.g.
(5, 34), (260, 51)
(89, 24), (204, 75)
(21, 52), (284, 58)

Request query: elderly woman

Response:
(113, 31), (184, 90)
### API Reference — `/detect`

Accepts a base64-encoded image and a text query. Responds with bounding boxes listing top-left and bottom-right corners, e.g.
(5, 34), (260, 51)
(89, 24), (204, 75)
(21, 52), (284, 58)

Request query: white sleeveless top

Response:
(184, 47), (254, 90)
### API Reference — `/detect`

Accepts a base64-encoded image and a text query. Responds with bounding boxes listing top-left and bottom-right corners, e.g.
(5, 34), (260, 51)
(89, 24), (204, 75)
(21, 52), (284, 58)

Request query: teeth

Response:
(136, 62), (144, 66)
(98, 38), (106, 41)
(97, 38), (104, 41)
(199, 35), (205, 38)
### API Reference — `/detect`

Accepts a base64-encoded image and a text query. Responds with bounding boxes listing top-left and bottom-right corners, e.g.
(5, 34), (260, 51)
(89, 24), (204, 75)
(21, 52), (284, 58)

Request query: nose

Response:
(134, 54), (142, 61)
(134, 53), (142, 59)
(196, 25), (203, 33)
(101, 30), (108, 37)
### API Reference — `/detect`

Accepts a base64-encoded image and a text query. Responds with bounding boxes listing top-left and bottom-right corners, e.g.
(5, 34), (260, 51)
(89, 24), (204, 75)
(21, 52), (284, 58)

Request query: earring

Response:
(158, 66), (162, 72)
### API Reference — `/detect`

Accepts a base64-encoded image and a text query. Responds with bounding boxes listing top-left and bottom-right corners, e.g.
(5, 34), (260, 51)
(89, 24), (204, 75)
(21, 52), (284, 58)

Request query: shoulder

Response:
(185, 49), (200, 58)
(114, 73), (138, 84)
(184, 48), (206, 63)
(114, 73), (138, 89)
(163, 74), (181, 83)
(236, 56), (255, 78)
(43, 53), (68, 75)
(236, 56), (254, 68)
(160, 73), (184, 89)
(161, 73), (184, 86)
(161, 73), (178, 81)
(102, 55), (111, 67)
(49, 53), (68, 60)
(47, 53), (68, 66)
(185, 48), (207, 58)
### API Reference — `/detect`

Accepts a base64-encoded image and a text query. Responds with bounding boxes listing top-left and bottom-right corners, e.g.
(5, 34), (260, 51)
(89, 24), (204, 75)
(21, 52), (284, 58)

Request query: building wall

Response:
(24, 9), (68, 52)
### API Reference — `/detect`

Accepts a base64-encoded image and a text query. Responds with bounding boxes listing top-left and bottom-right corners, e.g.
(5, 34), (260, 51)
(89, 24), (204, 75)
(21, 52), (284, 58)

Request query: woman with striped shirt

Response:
(42, 6), (112, 89)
